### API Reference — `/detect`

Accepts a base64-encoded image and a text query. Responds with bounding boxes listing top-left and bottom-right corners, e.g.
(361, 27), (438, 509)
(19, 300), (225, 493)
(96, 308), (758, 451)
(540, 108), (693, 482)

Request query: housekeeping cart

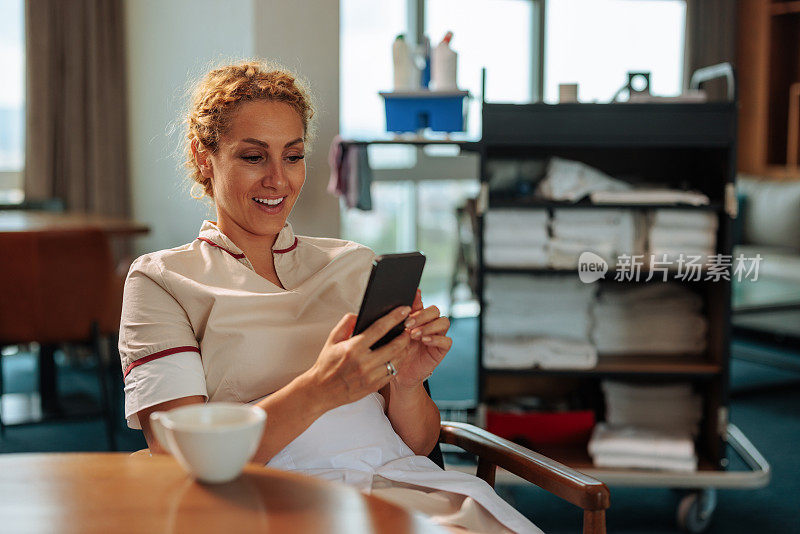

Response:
(473, 65), (770, 533)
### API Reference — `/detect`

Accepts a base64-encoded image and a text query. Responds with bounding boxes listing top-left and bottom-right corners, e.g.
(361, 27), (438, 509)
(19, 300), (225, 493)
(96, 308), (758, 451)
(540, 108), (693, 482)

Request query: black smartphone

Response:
(353, 252), (426, 349)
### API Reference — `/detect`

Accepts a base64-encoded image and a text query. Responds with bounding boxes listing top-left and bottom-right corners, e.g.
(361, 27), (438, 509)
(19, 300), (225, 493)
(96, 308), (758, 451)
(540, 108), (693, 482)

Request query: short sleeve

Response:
(118, 256), (207, 427)
(124, 351), (207, 429)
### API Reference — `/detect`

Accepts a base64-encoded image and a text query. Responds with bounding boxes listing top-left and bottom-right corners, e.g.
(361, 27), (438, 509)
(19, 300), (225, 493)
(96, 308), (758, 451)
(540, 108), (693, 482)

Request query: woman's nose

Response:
(260, 157), (287, 189)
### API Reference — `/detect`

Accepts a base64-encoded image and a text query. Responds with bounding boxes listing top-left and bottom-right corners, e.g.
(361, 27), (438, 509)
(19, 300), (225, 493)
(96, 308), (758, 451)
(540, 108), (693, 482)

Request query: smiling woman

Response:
(118, 60), (541, 534)
(190, 100), (307, 285)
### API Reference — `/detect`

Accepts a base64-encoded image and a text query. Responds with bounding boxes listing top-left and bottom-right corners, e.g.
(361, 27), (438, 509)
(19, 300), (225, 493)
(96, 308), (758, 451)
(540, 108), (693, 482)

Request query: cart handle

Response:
(690, 62), (736, 102)
(727, 423), (771, 479)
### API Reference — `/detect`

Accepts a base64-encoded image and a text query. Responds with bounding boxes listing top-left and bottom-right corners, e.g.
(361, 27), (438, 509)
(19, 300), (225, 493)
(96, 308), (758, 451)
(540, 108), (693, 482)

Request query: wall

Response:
(125, 0), (340, 256)
(253, 0), (341, 238)
(125, 0), (255, 254)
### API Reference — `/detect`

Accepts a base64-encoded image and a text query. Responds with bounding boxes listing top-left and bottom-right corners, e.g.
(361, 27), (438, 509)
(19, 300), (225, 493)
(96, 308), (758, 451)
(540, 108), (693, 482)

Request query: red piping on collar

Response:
(123, 346), (201, 379)
(196, 237), (246, 259)
(274, 237), (298, 254)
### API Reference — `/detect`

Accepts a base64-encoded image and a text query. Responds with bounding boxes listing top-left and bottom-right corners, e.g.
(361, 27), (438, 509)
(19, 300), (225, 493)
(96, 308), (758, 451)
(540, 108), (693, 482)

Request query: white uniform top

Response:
(119, 221), (541, 534)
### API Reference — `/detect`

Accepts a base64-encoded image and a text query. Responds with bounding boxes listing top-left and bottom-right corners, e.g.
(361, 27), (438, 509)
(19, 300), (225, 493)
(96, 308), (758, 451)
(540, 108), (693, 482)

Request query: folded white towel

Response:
(484, 244), (549, 268)
(483, 336), (598, 370)
(484, 311), (592, 340)
(650, 227), (716, 249)
(485, 274), (597, 297)
(484, 210), (549, 246)
(592, 339), (706, 355)
(553, 208), (628, 224)
(486, 284), (596, 310)
(552, 220), (624, 242)
(651, 210), (718, 231)
(590, 189), (710, 206)
(548, 239), (616, 269)
(537, 157), (631, 201)
(591, 452), (698, 472)
(602, 381), (694, 400)
(588, 423), (695, 458)
(596, 283), (702, 308)
(593, 315), (707, 339)
(600, 382), (703, 435)
(593, 302), (705, 321)
(647, 249), (715, 268)
(605, 396), (703, 421)
(485, 229), (549, 247)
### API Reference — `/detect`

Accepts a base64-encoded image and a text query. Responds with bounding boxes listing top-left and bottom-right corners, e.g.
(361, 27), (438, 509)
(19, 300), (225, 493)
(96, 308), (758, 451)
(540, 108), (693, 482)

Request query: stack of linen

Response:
(548, 209), (646, 269)
(591, 188), (710, 206)
(588, 381), (701, 472)
(535, 157), (631, 201)
(483, 275), (598, 369)
(647, 209), (718, 265)
(483, 209), (549, 268)
(591, 283), (707, 355)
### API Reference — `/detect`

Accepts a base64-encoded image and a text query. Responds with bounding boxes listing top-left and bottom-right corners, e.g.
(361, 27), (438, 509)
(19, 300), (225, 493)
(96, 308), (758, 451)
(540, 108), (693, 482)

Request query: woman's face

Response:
(202, 100), (306, 243)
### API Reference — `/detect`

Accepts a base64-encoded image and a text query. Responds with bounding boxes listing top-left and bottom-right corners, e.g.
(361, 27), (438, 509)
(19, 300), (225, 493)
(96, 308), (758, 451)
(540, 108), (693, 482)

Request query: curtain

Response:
(24, 0), (129, 216)
(683, 0), (738, 102)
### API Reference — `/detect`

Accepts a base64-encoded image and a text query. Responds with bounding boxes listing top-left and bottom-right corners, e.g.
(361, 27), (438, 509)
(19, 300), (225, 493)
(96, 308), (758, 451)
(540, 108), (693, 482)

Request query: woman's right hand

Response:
(306, 306), (412, 411)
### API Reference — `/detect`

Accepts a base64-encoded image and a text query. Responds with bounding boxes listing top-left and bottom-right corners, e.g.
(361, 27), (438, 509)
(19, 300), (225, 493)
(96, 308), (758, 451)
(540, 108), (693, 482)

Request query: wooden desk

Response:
(0, 453), (443, 534)
(0, 211), (149, 426)
(0, 210), (149, 236)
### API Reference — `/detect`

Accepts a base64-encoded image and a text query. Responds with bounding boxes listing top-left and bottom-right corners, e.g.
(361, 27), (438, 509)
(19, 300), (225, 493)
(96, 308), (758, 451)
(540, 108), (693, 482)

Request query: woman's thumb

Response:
(329, 313), (358, 344)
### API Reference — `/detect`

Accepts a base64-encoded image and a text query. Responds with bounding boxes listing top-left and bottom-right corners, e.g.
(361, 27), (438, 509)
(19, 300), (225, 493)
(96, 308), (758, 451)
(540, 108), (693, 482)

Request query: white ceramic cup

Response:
(150, 403), (266, 484)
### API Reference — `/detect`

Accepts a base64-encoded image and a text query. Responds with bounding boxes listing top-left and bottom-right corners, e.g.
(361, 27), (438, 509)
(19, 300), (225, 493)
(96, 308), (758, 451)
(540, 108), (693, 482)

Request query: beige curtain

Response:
(683, 0), (738, 101)
(24, 0), (129, 216)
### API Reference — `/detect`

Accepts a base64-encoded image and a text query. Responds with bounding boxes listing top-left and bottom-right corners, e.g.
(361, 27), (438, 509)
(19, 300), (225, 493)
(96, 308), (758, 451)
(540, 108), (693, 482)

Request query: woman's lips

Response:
(252, 196), (286, 214)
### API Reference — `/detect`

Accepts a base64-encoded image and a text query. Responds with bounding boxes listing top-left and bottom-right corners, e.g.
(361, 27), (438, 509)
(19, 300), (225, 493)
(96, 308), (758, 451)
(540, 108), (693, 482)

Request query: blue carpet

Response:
(1, 323), (799, 532)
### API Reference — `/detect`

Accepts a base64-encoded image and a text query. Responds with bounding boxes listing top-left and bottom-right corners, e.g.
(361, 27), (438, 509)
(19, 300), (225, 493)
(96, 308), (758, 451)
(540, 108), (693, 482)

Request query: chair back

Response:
(0, 229), (118, 344)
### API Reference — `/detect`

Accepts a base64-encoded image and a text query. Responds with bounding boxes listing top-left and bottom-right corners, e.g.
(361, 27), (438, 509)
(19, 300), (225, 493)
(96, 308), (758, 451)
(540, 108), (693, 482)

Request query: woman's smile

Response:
(252, 195), (287, 213)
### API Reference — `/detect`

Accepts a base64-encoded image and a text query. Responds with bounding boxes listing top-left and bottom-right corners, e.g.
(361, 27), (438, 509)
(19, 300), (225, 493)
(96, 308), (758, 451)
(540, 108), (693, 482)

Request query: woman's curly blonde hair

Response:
(185, 60), (315, 198)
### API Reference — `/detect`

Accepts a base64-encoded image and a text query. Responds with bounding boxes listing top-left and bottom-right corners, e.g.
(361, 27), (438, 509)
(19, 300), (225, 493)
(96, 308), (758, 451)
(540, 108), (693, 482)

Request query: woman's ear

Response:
(191, 139), (213, 179)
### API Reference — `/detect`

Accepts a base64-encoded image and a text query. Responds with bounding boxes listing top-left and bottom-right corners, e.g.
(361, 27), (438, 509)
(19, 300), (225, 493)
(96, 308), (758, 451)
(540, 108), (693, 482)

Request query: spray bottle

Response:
(431, 31), (457, 91)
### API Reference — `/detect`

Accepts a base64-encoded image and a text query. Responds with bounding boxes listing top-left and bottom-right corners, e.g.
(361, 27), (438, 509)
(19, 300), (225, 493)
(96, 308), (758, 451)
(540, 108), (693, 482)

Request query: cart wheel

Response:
(676, 489), (717, 533)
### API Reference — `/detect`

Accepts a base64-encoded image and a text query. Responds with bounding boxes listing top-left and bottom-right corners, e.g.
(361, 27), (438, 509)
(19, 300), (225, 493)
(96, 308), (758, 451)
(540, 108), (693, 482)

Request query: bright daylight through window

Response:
(0, 0), (25, 202)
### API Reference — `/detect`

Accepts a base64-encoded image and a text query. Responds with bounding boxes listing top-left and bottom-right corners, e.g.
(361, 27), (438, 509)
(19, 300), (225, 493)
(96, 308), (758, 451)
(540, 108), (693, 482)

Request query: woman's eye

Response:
(242, 155), (262, 163)
(286, 154), (305, 163)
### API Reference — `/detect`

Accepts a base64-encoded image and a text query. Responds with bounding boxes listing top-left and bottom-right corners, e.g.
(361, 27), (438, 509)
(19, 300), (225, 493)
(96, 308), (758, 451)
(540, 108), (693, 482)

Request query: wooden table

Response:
(0, 210), (150, 236)
(0, 210), (149, 423)
(0, 453), (444, 534)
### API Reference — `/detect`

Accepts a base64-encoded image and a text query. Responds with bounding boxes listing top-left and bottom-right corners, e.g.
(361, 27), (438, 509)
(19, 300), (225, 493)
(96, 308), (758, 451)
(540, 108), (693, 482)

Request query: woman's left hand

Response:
(392, 289), (452, 389)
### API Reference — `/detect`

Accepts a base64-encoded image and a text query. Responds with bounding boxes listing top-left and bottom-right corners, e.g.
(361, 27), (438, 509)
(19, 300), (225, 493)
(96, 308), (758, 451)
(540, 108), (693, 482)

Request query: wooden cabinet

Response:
(737, 0), (800, 178)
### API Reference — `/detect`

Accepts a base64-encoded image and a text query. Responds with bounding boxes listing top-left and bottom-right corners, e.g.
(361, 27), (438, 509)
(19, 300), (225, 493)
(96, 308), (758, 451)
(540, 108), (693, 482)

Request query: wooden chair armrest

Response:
(439, 421), (610, 512)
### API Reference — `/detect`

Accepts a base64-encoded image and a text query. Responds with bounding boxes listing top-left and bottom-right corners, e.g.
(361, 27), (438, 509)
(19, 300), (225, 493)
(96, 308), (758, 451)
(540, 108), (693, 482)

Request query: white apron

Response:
(265, 393), (542, 533)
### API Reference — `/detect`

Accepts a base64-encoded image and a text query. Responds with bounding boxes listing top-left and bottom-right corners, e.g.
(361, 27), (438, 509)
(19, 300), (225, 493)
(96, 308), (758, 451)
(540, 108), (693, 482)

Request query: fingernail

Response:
(404, 318), (415, 328)
(400, 306), (411, 316)
(422, 336), (431, 343)
(411, 330), (422, 339)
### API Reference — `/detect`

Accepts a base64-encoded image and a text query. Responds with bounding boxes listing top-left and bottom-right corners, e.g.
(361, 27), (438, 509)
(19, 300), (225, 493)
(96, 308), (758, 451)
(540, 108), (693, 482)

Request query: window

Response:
(544, 0), (686, 103)
(339, 0), (537, 315)
(0, 0), (25, 203)
(339, 0), (407, 140)
(426, 0), (536, 137)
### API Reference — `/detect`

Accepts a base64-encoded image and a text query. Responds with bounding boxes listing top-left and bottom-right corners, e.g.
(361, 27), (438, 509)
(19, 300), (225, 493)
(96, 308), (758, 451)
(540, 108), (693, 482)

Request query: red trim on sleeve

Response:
(274, 237), (298, 254)
(123, 346), (201, 379)
(196, 237), (246, 259)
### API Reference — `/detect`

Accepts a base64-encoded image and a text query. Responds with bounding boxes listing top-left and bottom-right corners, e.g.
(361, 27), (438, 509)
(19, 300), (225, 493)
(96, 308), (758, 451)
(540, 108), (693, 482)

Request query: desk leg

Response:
(38, 344), (60, 415)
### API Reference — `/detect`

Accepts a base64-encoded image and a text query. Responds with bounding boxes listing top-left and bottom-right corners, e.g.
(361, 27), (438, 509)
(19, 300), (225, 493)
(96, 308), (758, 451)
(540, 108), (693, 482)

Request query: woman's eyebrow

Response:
(241, 137), (304, 148)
